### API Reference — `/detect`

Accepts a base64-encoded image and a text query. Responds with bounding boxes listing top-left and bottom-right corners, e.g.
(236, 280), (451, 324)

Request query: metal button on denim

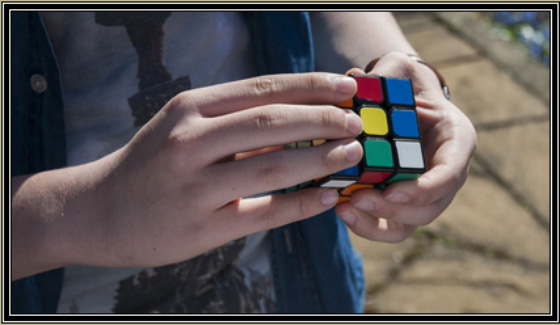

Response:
(30, 74), (48, 93)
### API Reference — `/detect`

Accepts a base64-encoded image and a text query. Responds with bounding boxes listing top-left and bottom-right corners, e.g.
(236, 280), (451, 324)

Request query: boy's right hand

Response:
(12, 73), (363, 279)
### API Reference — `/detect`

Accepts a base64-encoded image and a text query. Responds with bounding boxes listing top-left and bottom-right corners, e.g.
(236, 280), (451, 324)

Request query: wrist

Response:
(11, 160), (112, 279)
(11, 170), (78, 279)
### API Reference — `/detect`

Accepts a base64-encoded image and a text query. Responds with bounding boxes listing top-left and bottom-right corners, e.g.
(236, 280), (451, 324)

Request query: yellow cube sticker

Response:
(360, 107), (388, 136)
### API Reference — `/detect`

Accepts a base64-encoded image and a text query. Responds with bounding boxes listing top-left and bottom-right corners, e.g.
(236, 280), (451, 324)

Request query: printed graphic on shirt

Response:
(95, 12), (191, 126)
(113, 238), (276, 313)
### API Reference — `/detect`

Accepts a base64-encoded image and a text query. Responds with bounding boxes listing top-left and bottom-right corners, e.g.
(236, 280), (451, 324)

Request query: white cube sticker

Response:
(320, 179), (357, 188)
(395, 141), (424, 169)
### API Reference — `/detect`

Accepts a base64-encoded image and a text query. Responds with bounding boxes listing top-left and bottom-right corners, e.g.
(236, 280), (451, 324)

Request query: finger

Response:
(366, 53), (445, 102)
(337, 186), (457, 226)
(206, 139), (363, 204)
(201, 105), (362, 161)
(383, 163), (467, 207)
(335, 203), (417, 243)
(345, 67), (366, 76)
(367, 52), (415, 78)
(216, 187), (340, 238)
(188, 73), (357, 117)
(397, 112), (474, 206)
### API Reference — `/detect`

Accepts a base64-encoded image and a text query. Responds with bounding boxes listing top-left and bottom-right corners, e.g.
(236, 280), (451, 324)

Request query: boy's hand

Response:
(335, 52), (477, 243)
(12, 72), (364, 279)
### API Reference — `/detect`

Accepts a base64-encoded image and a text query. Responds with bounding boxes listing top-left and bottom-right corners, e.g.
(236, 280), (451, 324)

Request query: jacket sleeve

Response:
(10, 11), (67, 314)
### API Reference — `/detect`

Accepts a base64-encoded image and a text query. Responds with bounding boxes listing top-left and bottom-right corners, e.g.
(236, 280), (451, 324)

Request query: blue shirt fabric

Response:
(10, 11), (365, 314)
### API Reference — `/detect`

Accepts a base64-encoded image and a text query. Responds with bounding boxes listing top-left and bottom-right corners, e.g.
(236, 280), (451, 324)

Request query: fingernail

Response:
(345, 112), (363, 135)
(344, 141), (362, 162)
(334, 75), (357, 94)
(386, 192), (409, 203)
(353, 199), (375, 211)
(340, 212), (356, 225)
(321, 189), (339, 206)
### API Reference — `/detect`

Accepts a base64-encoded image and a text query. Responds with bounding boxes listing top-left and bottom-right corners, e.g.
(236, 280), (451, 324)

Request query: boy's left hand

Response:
(335, 52), (477, 243)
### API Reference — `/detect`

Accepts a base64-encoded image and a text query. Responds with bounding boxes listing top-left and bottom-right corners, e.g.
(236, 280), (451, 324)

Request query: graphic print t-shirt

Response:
(41, 11), (276, 313)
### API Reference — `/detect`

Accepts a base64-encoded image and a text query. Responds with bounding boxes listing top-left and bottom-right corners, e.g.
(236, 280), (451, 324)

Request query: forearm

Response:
(310, 12), (417, 72)
(11, 158), (111, 280)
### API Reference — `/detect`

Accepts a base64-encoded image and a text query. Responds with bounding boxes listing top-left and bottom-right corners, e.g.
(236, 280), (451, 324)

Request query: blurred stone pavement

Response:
(350, 12), (551, 314)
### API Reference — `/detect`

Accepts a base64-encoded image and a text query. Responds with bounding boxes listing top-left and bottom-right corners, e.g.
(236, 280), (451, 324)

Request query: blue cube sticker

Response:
(392, 109), (419, 138)
(386, 78), (414, 106)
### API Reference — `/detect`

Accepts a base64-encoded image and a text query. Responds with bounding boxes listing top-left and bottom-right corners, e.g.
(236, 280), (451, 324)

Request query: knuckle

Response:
(294, 72), (330, 95)
(400, 57), (417, 77)
(253, 109), (285, 133)
(306, 73), (323, 93)
(319, 107), (346, 131)
(380, 52), (416, 76)
(320, 146), (340, 172)
(252, 76), (281, 98)
(292, 192), (315, 222)
(257, 157), (288, 188)
(164, 90), (199, 116)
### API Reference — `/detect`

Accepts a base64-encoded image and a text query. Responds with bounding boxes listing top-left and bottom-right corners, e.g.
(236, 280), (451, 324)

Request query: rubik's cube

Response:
(286, 75), (426, 205)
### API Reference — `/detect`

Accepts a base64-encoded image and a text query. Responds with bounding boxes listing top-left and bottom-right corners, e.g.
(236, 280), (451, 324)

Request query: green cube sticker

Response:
(388, 173), (421, 183)
(364, 139), (393, 167)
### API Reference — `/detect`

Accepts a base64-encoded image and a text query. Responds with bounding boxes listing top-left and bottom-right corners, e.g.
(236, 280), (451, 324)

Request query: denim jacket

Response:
(10, 11), (365, 314)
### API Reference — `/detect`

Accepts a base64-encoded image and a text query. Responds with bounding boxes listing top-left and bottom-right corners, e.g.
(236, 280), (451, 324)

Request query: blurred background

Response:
(352, 12), (551, 313)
